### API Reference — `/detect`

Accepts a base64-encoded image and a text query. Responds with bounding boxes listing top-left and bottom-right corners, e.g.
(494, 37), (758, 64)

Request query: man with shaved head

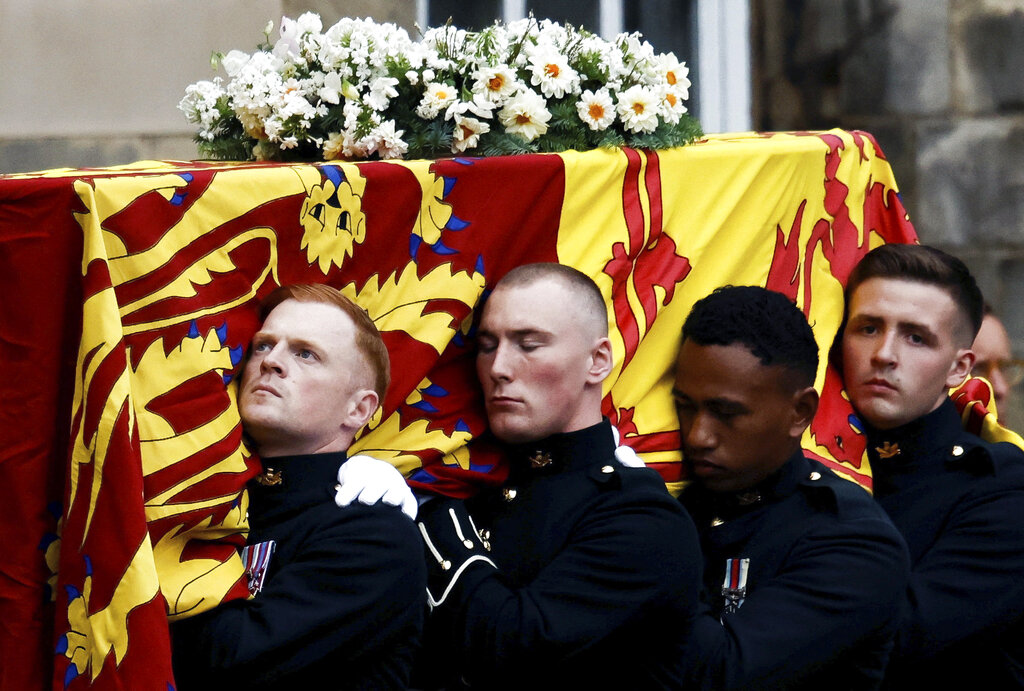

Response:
(172, 284), (424, 689)
(415, 263), (702, 690)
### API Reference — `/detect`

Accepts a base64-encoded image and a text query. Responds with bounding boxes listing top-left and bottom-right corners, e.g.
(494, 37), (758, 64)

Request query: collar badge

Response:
(875, 441), (901, 459)
(256, 467), (284, 487)
(528, 450), (553, 469)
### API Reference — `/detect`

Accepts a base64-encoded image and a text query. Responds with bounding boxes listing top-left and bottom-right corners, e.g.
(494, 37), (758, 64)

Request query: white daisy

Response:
(528, 50), (579, 99)
(616, 84), (660, 134)
(576, 89), (615, 131)
(660, 88), (688, 124)
(416, 82), (458, 119)
(655, 54), (691, 100)
(473, 65), (518, 103)
(499, 89), (551, 142)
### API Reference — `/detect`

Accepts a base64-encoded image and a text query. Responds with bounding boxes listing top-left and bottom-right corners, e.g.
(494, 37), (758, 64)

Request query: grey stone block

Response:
(953, 4), (1024, 113)
(842, 0), (951, 116)
(914, 117), (1024, 245)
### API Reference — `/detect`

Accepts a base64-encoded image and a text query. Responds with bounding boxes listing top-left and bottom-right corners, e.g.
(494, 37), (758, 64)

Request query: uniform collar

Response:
(250, 450), (348, 497)
(683, 449), (809, 520)
(507, 420), (615, 477)
(863, 398), (966, 473)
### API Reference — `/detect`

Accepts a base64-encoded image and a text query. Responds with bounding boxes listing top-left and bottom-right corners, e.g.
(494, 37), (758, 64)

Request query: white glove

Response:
(335, 455), (417, 520)
(610, 425), (645, 468)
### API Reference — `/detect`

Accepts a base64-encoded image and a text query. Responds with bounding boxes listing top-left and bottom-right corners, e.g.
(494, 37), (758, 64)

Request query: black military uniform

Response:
(171, 451), (426, 690)
(866, 399), (1024, 688)
(680, 451), (910, 690)
(417, 420), (701, 690)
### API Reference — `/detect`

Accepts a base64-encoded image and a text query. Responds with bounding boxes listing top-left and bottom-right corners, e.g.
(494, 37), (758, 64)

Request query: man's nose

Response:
(259, 344), (287, 375)
(683, 413), (716, 452)
(488, 342), (514, 381)
(870, 332), (897, 368)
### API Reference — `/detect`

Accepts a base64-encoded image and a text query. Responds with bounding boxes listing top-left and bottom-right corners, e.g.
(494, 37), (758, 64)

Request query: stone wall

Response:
(0, 0), (413, 174)
(753, 0), (1024, 427)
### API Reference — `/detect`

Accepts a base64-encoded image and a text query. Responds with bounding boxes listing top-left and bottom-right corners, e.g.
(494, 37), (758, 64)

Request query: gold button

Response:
(809, 471), (821, 481)
(441, 560), (452, 571)
(711, 517), (724, 527)
(503, 488), (517, 502)
(601, 465), (615, 474)
(463, 539), (474, 549)
(952, 445), (964, 457)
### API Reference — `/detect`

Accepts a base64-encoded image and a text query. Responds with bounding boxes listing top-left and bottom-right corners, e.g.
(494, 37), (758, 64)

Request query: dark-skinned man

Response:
(838, 244), (1024, 687)
(674, 285), (909, 689)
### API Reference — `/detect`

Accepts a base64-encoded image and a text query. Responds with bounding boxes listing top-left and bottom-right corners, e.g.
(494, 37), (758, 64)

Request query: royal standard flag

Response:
(2, 130), (928, 689)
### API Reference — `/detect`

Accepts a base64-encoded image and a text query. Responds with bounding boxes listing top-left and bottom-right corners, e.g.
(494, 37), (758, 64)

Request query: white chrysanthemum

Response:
(616, 84), (660, 133)
(576, 89), (615, 131)
(473, 65), (518, 103)
(364, 120), (408, 159)
(416, 82), (458, 119)
(366, 76), (399, 111)
(528, 50), (580, 99)
(452, 115), (490, 153)
(498, 89), (551, 142)
(323, 132), (346, 160)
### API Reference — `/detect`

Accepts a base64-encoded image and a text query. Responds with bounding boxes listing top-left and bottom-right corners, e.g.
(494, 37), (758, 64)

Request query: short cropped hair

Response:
(494, 263), (608, 337)
(260, 284), (390, 401)
(845, 244), (983, 341)
(682, 285), (819, 389)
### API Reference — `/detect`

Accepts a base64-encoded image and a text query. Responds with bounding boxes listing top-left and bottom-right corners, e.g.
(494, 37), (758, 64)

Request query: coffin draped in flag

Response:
(2, 130), (938, 689)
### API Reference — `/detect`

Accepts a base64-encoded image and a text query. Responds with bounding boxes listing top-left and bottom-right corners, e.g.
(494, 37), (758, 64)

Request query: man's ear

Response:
(789, 386), (820, 439)
(946, 348), (976, 389)
(345, 389), (380, 431)
(587, 337), (614, 384)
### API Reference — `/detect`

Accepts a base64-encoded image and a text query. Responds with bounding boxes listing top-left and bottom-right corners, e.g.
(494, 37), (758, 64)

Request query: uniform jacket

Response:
(171, 451), (426, 690)
(680, 451), (910, 690)
(420, 420), (702, 690)
(866, 399), (1024, 688)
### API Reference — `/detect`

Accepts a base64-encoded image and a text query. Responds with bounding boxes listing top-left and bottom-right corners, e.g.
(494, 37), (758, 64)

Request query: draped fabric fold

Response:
(1, 130), (924, 689)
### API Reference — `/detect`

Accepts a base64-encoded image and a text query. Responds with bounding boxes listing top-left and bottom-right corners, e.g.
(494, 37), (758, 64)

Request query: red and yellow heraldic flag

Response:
(0, 130), (919, 689)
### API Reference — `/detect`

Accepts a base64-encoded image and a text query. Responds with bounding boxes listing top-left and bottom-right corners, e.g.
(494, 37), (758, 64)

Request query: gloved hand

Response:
(610, 425), (645, 468)
(417, 498), (496, 608)
(335, 454), (418, 520)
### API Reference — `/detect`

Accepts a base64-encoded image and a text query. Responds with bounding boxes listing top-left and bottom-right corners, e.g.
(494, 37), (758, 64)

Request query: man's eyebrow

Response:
(251, 332), (323, 351)
(853, 312), (939, 333)
(477, 328), (553, 339)
(897, 320), (939, 339)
